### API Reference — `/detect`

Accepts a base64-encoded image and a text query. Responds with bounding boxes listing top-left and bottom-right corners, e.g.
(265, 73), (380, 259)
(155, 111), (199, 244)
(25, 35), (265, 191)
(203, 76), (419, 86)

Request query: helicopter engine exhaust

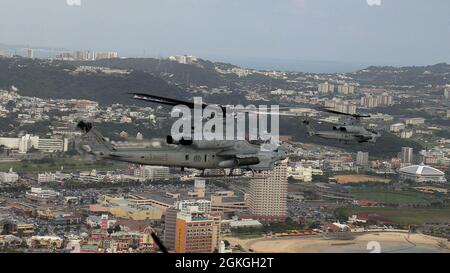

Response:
(218, 157), (260, 168)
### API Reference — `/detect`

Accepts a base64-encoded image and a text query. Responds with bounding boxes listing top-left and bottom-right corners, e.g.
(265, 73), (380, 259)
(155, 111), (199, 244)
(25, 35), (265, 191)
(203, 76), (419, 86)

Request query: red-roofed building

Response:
(115, 219), (148, 232)
(89, 204), (110, 214)
(357, 213), (393, 225)
(357, 199), (378, 206)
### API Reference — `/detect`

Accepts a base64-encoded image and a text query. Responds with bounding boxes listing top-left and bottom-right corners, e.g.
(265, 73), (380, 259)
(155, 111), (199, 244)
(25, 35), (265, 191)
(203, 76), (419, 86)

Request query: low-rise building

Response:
(211, 192), (247, 213)
(390, 123), (406, 133)
(25, 187), (60, 203)
(400, 130), (414, 139)
(229, 219), (263, 229)
(288, 166), (313, 182)
(405, 117), (425, 126)
(134, 166), (170, 181)
(28, 236), (63, 249)
(107, 199), (164, 221)
(0, 169), (19, 183)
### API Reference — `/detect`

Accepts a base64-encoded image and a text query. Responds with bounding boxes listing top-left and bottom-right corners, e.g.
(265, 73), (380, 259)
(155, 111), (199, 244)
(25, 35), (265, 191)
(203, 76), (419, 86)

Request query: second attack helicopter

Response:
(303, 108), (381, 144)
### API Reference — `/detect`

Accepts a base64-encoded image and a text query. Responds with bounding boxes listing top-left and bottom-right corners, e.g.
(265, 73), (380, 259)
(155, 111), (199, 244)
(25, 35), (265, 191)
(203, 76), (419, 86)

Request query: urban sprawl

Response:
(0, 50), (449, 253)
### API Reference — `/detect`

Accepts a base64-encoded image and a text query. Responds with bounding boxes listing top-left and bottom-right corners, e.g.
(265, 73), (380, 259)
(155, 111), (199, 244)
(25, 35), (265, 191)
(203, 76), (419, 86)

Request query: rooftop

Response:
(399, 164), (445, 176)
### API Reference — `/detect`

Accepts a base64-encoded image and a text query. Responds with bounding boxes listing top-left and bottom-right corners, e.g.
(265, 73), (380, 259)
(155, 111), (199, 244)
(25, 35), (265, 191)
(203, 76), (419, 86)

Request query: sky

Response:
(1, 0), (449, 72)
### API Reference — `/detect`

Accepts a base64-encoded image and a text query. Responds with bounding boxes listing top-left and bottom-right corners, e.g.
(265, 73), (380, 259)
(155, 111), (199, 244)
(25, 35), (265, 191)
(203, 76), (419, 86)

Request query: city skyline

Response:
(0, 56), (449, 254)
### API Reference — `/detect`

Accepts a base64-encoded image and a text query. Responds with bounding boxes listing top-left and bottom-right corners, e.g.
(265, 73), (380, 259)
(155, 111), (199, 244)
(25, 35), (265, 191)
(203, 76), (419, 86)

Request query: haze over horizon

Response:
(1, 0), (449, 72)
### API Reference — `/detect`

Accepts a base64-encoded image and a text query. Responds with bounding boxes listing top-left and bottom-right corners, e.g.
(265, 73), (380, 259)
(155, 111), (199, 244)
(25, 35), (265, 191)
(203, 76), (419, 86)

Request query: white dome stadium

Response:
(399, 164), (447, 183)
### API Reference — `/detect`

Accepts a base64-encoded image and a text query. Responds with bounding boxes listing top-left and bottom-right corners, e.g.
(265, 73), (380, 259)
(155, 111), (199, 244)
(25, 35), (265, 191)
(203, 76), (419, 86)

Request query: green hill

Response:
(0, 57), (185, 105)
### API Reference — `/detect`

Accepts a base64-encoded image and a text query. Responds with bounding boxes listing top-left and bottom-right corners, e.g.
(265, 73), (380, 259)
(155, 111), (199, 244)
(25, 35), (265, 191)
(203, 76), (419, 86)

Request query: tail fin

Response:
(77, 121), (115, 156)
(303, 120), (315, 136)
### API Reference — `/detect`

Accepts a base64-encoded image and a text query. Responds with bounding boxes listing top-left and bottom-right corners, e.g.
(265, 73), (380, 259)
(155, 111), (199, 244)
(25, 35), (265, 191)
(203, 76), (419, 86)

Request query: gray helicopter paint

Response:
(315, 130), (370, 141)
(304, 121), (380, 143)
(104, 147), (284, 170)
(79, 126), (287, 171)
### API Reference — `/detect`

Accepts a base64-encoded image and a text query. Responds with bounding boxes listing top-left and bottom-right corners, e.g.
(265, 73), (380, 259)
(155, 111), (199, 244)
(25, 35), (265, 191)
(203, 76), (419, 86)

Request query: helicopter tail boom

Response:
(77, 121), (115, 156)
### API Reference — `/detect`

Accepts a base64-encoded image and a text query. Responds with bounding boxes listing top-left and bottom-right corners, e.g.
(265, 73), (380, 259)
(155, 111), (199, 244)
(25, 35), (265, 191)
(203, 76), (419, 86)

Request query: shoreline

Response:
(224, 232), (450, 253)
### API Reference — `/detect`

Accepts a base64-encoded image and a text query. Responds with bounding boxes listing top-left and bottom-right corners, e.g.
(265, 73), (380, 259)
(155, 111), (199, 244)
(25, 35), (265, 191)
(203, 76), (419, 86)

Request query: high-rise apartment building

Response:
(361, 93), (393, 108)
(247, 159), (288, 223)
(324, 99), (357, 115)
(318, 82), (335, 94)
(27, 48), (34, 59)
(337, 83), (356, 95)
(356, 151), (369, 166)
(444, 85), (450, 99)
(400, 147), (414, 164)
(174, 207), (219, 253)
(163, 207), (179, 250)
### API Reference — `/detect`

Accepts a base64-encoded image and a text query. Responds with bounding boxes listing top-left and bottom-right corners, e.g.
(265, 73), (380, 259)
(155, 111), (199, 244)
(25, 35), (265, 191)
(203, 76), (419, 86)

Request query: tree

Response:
(334, 209), (349, 222)
(114, 225), (121, 233)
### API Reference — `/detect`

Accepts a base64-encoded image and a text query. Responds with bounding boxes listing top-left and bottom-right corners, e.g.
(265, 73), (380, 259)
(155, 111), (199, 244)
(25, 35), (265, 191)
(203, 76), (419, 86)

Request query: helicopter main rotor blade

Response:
(319, 107), (371, 118)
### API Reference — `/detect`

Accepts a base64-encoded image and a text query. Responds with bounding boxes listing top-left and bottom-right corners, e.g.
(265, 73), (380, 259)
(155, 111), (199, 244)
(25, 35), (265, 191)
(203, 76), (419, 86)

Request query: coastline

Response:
(224, 232), (450, 253)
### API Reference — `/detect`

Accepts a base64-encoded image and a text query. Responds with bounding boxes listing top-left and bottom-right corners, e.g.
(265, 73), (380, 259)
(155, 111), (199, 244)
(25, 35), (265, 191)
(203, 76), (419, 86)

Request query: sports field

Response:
(334, 175), (390, 184)
(351, 189), (440, 206)
(337, 207), (450, 225)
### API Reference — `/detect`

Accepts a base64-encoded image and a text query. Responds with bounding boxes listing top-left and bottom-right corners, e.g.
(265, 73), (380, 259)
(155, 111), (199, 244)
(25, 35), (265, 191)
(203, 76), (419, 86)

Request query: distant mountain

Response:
(0, 57), (185, 105)
(351, 63), (450, 87)
(224, 57), (369, 73)
(0, 56), (286, 106)
(72, 58), (224, 88)
(2, 55), (448, 107)
(363, 63), (450, 74)
(71, 57), (288, 90)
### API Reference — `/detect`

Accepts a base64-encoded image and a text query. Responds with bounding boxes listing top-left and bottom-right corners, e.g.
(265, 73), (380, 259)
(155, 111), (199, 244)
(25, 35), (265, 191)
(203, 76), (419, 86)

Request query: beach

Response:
(224, 232), (450, 253)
